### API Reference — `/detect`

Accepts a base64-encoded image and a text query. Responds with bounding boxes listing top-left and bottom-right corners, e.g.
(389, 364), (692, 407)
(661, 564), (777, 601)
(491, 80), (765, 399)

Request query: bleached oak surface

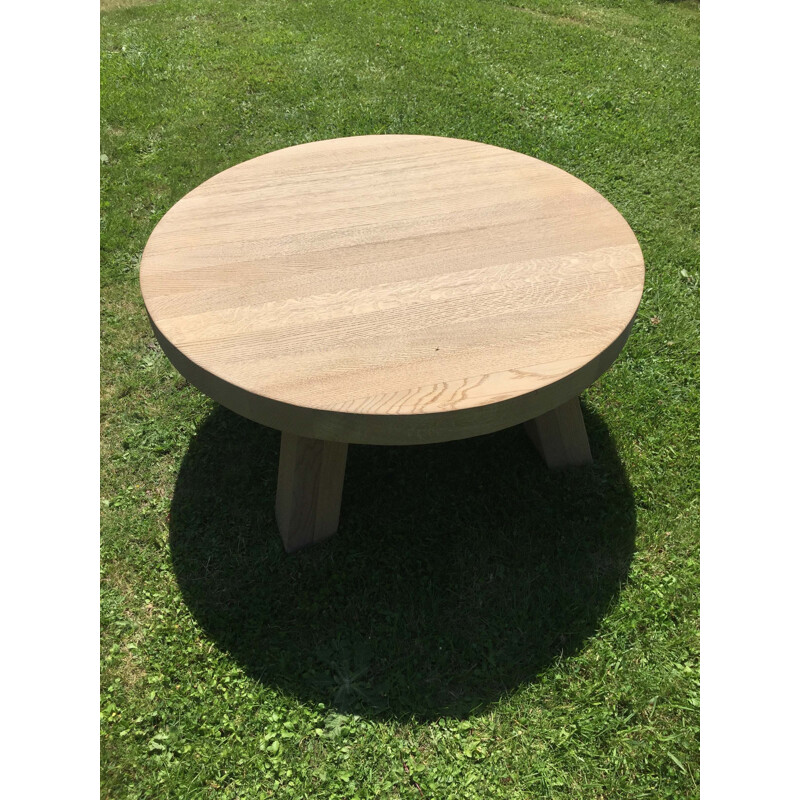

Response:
(524, 397), (594, 469)
(275, 433), (348, 551)
(141, 135), (644, 445)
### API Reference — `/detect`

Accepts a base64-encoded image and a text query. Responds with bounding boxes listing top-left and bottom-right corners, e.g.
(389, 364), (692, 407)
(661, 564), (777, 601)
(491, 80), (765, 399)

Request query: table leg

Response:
(275, 432), (348, 552)
(524, 396), (593, 469)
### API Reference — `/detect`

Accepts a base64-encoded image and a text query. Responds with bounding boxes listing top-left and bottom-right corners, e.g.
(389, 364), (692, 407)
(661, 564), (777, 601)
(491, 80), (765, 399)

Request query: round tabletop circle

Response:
(141, 135), (644, 445)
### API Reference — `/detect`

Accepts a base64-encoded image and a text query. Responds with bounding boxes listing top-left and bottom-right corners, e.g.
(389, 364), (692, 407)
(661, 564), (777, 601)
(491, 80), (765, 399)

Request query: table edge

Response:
(147, 309), (638, 445)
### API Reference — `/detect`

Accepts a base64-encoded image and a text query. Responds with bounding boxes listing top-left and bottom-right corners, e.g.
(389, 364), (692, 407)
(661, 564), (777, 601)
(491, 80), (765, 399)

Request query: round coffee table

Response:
(141, 135), (645, 552)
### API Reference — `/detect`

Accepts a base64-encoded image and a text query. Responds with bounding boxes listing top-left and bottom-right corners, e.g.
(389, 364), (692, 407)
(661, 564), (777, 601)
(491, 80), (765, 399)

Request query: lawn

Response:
(100, 0), (699, 797)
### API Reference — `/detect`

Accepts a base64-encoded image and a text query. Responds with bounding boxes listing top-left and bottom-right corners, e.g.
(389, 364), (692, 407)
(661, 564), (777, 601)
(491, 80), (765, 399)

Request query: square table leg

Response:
(275, 432), (348, 552)
(524, 396), (593, 469)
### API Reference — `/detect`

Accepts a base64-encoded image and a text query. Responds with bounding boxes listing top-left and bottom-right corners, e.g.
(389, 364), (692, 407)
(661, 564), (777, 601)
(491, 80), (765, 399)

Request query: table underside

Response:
(275, 396), (591, 552)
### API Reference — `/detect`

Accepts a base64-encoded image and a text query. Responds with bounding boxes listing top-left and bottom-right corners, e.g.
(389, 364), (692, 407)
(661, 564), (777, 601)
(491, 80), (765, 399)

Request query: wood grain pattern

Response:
(275, 433), (348, 551)
(524, 397), (593, 469)
(141, 135), (645, 445)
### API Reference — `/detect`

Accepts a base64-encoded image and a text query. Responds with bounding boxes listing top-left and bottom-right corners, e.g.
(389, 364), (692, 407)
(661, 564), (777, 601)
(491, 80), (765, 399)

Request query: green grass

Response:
(100, 0), (699, 797)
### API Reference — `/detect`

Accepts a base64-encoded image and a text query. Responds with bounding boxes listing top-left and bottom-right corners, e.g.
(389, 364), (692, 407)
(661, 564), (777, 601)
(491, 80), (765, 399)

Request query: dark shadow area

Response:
(169, 404), (636, 720)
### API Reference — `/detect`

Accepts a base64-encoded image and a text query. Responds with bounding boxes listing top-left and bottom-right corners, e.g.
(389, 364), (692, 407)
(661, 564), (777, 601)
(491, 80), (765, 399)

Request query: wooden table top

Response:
(141, 135), (644, 445)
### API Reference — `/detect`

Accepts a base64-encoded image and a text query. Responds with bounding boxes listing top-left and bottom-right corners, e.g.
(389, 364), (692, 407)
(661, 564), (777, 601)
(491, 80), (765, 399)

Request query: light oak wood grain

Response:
(141, 135), (644, 445)
(275, 433), (348, 551)
(524, 397), (593, 469)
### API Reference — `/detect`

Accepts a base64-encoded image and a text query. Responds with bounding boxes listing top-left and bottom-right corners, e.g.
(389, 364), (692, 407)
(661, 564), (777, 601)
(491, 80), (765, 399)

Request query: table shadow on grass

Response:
(169, 404), (636, 720)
